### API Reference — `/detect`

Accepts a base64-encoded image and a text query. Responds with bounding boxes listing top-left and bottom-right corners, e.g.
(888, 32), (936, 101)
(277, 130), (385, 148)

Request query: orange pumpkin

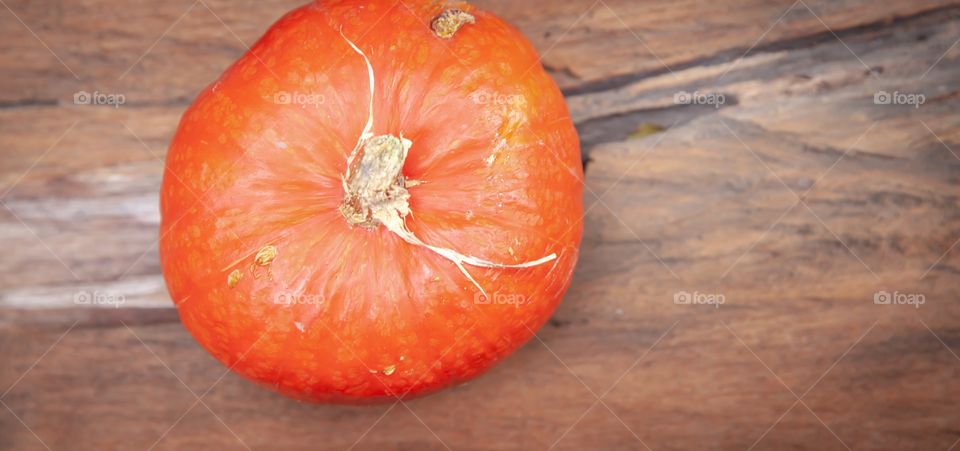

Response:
(159, 0), (583, 403)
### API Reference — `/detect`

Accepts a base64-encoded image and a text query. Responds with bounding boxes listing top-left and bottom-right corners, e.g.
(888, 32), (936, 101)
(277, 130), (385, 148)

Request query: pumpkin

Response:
(159, 0), (583, 403)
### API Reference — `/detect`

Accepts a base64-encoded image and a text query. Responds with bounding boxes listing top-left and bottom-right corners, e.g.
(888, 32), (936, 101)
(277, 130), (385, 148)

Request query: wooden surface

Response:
(2, 0), (960, 450)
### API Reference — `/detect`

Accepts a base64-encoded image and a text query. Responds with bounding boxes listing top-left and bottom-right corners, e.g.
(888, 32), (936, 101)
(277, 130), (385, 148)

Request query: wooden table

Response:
(2, 0), (959, 449)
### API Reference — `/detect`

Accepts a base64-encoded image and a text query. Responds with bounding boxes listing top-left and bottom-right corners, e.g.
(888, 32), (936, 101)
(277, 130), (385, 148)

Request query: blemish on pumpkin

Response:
(382, 365), (397, 376)
(431, 9), (475, 39)
(227, 269), (243, 288)
(415, 45), (429, 65)
(294, 321), (305, 332)
(508, 247), (515, 257)
(255, 245), (277, 266)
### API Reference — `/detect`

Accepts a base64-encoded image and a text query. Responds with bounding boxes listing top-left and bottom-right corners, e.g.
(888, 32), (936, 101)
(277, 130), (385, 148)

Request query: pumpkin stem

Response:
(339, 134), (413, 229)
(337, 30), (556, 297)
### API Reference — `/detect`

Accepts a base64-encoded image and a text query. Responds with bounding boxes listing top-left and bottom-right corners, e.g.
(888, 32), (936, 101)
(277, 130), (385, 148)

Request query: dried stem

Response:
(336, 30), (556, 297)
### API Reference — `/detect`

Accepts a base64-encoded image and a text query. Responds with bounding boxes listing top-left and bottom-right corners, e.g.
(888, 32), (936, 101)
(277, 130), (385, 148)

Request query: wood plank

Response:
(1, 0), (957, 105)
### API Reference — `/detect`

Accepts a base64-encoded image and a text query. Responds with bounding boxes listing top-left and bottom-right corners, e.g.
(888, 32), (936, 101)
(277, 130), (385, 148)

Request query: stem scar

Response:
(431, 9), (476, 39)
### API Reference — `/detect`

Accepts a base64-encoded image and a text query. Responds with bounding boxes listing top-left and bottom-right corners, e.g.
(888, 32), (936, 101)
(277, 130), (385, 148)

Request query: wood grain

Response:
(2, 0), (959, 450)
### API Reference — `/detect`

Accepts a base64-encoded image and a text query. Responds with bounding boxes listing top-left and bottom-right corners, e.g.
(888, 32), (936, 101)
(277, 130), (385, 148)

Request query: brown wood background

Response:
(2, 0), (960, 450)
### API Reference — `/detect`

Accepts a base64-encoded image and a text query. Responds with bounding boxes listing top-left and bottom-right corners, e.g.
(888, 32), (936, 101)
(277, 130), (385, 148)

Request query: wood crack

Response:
(560, 3), (960, 97)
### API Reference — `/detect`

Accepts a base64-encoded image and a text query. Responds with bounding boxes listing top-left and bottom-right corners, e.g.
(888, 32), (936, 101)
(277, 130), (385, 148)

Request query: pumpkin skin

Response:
(159, 0), (583, 403)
